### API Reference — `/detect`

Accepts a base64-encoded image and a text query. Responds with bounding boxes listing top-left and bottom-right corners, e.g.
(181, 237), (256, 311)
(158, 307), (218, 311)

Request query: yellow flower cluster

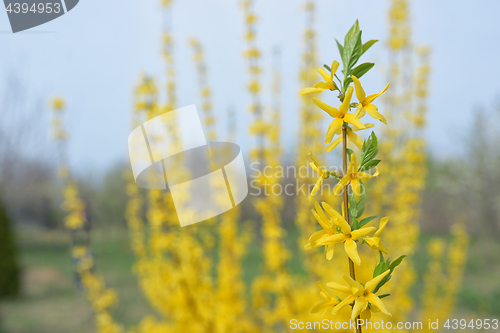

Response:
(74, 245), (123, 333)
(50, 98), (67, 140)
(295, 1), (337, 281)
(388, 0), (410, 50)
(51, 98), (122, 333)
(50, 98), (83, 231)
(241, 0), (262, 124)
(162, 28), (176, 110)
(62, 181), (86, 230)
(419, 222), (469, 332)
(127, 75), (213, 332)
(365, 1), (435, 327)
(189, 38), (217, 141)
(241, 1), (298, 328)
(214, 208), (254, 333)
(52, 97), (65, 110)
(414, 46), (431, 127)
(126, 62), (255, 332)
(121, 4), (256, 330)
(133, 76), (158, 114)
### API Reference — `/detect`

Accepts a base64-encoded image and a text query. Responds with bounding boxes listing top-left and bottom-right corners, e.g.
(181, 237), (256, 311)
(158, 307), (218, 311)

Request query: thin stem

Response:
(342, 125), (362, 333)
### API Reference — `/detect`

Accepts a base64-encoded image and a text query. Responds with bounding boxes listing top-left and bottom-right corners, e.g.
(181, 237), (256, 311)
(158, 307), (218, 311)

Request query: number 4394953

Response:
(444, 319), (498, 330)
(6, 3), (62, 14)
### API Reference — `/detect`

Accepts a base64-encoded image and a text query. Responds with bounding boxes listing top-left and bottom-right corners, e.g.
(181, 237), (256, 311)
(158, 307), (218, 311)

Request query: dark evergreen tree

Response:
(0, 197), (20, 298)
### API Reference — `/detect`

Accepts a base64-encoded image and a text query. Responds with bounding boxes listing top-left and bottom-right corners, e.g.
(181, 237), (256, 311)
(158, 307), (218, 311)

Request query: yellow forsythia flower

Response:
(330, 270), (392, 320)
(334, 153), (379, 201)
(313, 86), (366, 144)
(299, 60), (339, 95)
(305, 202), (376, 265)
(352, 75), (390, 124)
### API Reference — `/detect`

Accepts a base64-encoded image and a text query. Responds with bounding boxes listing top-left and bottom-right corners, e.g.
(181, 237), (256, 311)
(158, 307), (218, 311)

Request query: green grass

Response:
(0, 228), (152, 333)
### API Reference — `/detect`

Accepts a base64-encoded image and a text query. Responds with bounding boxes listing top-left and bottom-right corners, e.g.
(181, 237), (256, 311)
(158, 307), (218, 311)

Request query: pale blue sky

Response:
(1, 0), (500, 174)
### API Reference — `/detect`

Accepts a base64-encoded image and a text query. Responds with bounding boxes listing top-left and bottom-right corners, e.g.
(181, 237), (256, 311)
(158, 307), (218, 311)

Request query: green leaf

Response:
(343, 31), (362, 76)
(343, 77), (353, 93)
(351, 217), (359, 231)
(342, 21), (361, 75)
(335, 39), (345, 66)
(346, 148), (355, 161)
(348, 191), (357, 220)
(373, 253), (387, 278)
(359, 134), (370, 161)
(389, 255), (407, 272)
(362, 40), (378, 55)
(343, 20), (360, 52)
(355, 181), (366, 218)
(360, 132), (378, 166)
(358, 215), (377, 228)
(372, 252), (391, 293)
(348, 32), (363, 69)
(359, 159), (380, 172)
(367, 148), (378, 164)
(378, 294), (390, 299)
(373, 255), (408, 294)
(348, 180), (366, 219)
(350, 62), (375, 80)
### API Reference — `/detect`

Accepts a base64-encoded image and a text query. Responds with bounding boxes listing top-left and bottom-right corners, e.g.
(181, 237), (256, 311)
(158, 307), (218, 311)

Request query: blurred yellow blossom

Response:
(51, 97), (65, 111)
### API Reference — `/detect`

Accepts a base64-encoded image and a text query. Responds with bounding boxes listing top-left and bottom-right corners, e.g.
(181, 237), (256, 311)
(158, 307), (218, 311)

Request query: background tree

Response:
(0, 196), (20, 298)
